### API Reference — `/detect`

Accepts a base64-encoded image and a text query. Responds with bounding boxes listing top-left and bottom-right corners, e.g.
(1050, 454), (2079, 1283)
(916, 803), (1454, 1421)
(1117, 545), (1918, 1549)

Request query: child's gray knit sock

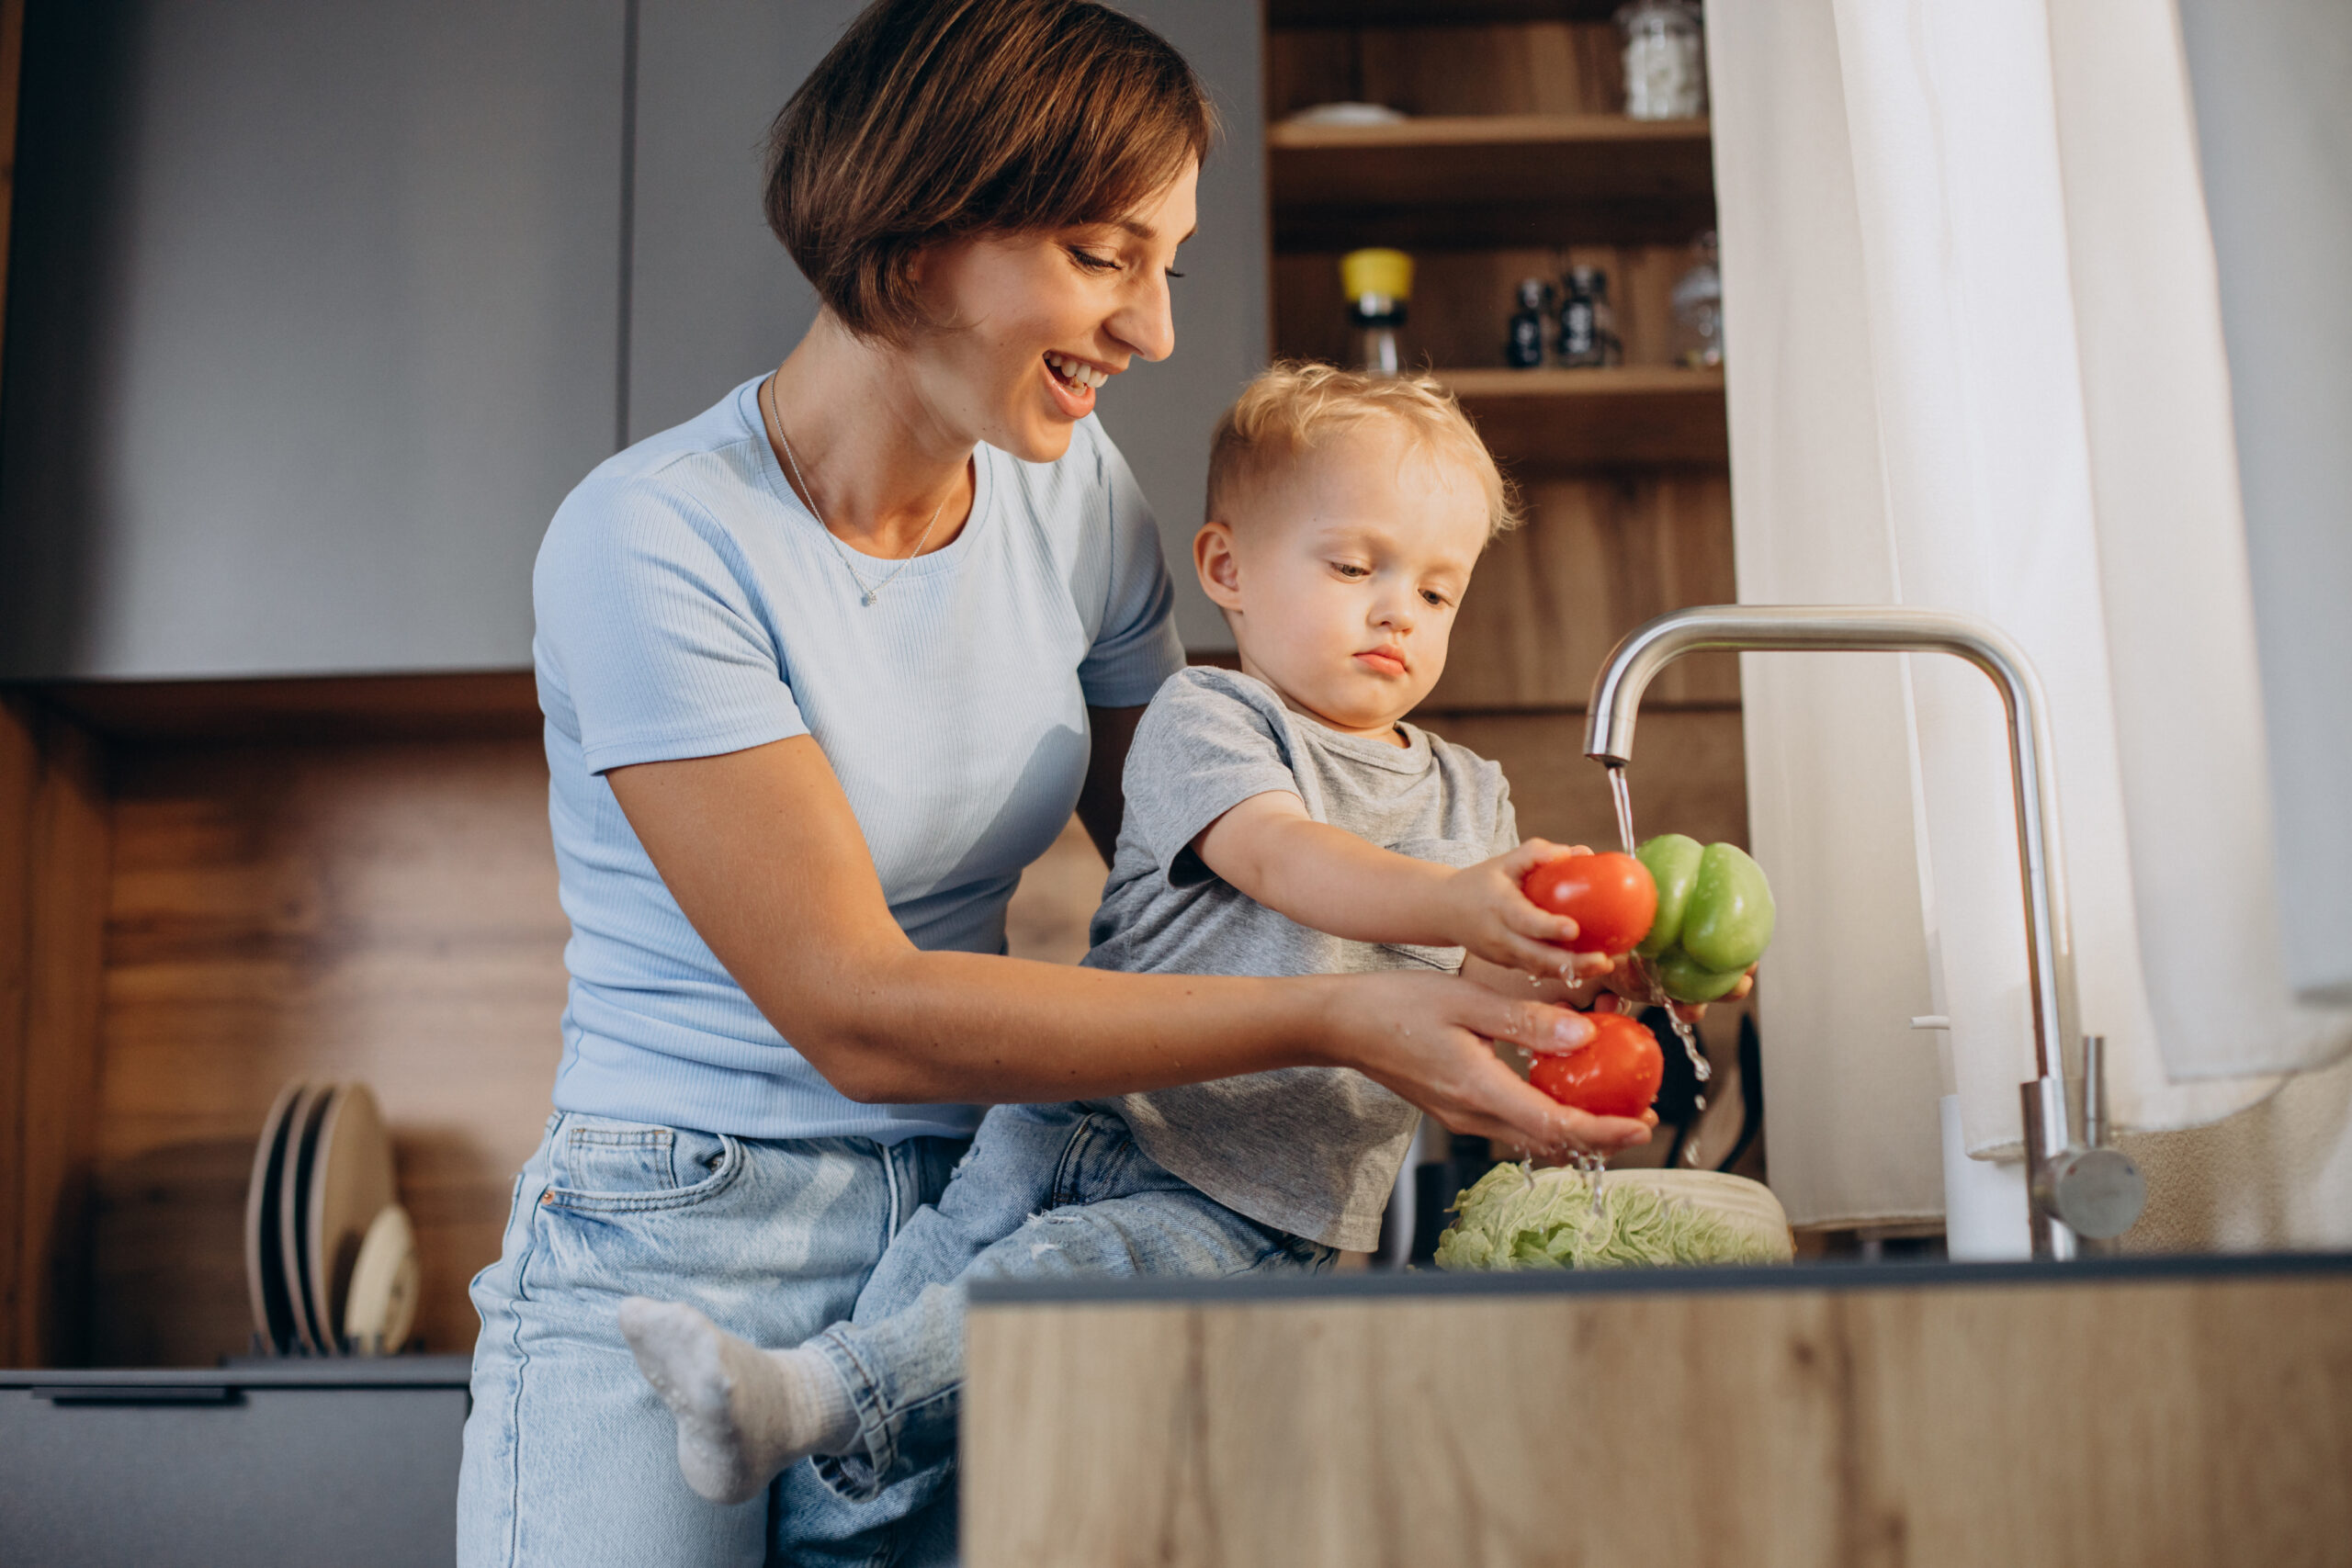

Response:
(618, 1296), (861, 1505)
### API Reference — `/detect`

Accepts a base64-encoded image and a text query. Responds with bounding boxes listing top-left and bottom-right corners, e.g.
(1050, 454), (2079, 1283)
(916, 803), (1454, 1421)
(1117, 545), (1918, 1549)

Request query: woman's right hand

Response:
(1318, 969), (1656, 1156)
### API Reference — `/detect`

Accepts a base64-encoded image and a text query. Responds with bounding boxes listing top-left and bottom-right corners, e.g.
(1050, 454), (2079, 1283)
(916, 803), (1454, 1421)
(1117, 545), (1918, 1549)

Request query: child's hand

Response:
(1441, 840), (1617, 978)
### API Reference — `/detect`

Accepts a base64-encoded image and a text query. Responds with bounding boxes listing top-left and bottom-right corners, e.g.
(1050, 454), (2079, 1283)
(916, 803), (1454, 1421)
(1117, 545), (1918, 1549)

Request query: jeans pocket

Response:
(542, 1117), (743, 1213)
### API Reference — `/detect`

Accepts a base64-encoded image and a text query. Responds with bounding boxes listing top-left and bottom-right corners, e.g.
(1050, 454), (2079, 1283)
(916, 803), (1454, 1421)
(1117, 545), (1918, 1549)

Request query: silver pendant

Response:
(861, 592), (876, 607)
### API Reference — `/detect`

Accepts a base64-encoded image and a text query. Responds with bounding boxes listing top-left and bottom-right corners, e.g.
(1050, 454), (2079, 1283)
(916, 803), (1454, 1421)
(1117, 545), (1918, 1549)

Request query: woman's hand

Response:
(1317, 970), (1653, 1156)
(1589, 957), (1757, 1024)
(1506, 1109), (1661, 1167)
(1457, 951), (1614, 1009)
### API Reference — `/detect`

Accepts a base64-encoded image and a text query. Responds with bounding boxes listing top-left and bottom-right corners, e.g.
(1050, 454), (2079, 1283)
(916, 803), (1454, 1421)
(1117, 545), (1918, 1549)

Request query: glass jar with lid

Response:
(1617, 0), (1707, 121)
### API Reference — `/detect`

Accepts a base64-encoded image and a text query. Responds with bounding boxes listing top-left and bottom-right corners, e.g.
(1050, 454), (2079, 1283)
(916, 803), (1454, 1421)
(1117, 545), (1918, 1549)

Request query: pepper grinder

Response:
(1557, 265), (1621, 368)
(1505, 277), (1553, 369)
(1341, 248), (1413, 376)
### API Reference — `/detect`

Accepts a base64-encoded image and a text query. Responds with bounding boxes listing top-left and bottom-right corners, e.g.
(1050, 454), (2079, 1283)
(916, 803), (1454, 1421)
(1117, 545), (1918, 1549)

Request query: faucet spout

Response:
(1585, 605), (2138, 1258)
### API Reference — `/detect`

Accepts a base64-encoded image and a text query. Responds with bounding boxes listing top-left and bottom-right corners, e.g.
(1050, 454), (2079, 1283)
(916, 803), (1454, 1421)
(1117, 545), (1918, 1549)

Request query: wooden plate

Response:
(343, 1202), (420, 1356)
(243, 1079), (308, 1353)
(277, 1083), (336, 1353)
(307, 1082), (397, 1354)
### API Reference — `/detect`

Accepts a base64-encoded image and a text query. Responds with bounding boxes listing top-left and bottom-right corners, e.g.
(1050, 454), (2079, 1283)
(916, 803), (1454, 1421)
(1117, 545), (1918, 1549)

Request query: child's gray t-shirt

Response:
(1080, 666), (1518, 1250)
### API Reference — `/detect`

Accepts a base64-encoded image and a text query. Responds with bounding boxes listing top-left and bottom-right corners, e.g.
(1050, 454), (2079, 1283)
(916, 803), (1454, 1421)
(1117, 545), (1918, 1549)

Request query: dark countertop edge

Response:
(967, 1248), (2352, 1308)
(1, 1354), (475, 1389)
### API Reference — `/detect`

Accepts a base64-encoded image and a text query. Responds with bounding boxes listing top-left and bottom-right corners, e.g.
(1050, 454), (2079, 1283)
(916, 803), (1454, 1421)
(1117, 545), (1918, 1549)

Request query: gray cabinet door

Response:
(1096, 0), (1267, 653)
(626, 0), (1266, 652)
(622, 0), (842, 446)
(0, 0), (628, 680)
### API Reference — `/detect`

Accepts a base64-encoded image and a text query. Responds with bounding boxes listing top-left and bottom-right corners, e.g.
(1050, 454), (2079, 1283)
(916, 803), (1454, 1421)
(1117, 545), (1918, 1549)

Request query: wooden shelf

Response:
(1270, 0), (1625, 24)
(1435, 366), (1725, 465)
(26, 670), (541, 743)
(1270, 114), (1712, 250)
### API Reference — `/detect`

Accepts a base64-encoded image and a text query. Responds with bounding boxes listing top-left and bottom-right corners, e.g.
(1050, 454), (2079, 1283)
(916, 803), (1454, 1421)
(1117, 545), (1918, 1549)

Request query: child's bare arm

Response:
(1193, 792), (1592, 976)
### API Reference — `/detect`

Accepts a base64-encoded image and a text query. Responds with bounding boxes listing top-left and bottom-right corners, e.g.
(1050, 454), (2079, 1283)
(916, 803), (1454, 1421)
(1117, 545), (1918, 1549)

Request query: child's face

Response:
(1196, 423), (1490, 739)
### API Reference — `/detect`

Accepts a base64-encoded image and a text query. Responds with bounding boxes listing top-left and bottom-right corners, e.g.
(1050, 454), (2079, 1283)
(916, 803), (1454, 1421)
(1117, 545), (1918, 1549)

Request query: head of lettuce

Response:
(1434, 1166), (1794, 1270)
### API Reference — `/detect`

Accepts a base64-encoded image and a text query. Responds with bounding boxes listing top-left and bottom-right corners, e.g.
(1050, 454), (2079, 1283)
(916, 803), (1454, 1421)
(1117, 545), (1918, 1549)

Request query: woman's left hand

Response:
(1457, 950), (1613, 1007)
(1588, 958), (1757, 1023)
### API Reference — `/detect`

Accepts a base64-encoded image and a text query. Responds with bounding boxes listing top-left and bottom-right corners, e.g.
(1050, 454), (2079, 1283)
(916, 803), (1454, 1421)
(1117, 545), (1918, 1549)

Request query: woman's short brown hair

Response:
(766, 0), (1213, 342)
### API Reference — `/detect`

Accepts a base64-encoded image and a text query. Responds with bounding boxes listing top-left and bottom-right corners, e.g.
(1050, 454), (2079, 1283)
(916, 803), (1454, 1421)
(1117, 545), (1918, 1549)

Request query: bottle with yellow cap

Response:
(1340, 248), (1412, 376)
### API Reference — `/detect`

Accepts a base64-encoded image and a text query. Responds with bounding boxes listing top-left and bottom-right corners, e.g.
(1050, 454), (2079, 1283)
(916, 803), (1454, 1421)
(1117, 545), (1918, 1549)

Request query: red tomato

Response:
(1522, 852), (1657, 955)
(1529, 1011), (1665, 1119)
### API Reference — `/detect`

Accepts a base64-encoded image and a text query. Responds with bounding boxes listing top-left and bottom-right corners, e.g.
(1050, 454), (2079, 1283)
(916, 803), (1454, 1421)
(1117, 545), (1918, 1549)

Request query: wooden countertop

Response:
(967, 1251), (2352, 1568)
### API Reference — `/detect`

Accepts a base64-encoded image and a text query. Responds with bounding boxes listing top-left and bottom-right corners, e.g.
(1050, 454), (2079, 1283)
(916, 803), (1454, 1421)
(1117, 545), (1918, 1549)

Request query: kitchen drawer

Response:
(0, 1357), (470, 1568)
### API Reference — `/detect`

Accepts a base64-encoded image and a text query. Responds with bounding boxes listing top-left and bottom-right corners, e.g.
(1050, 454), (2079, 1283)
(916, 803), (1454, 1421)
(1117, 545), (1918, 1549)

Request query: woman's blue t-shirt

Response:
(531, 377), (1184, 1142)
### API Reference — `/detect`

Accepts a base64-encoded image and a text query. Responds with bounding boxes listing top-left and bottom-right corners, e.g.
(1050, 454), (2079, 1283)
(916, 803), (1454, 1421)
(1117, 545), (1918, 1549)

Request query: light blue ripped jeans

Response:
(772, 1102), (1336, 1567)
(456, 1113), (967, 1568)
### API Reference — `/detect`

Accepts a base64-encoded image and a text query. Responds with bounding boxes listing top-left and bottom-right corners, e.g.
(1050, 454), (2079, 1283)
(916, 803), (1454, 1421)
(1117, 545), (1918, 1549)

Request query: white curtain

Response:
(1709, 0), (2352, 1228)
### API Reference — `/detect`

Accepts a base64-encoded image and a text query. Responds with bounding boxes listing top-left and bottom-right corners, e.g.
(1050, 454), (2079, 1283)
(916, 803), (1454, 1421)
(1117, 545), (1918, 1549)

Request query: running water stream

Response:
(1602, 764), (1712, 1100)
(1535, 766), (1723, 1208)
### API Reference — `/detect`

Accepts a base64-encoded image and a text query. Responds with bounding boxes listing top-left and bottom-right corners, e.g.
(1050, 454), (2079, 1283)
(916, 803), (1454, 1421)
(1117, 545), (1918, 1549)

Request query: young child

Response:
(618, 363), (1654, 1514)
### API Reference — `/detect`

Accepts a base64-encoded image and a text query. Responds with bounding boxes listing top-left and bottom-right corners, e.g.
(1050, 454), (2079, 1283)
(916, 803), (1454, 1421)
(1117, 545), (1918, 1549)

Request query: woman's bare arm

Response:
(606, 736), (1645, 1152)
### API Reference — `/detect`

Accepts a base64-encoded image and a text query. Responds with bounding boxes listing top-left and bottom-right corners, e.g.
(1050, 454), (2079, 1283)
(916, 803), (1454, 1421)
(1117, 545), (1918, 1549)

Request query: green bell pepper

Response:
(1655, 945), (1750, 1003)
(1632, 833), (1704, 960)
(1634, 835), (1775, 1002)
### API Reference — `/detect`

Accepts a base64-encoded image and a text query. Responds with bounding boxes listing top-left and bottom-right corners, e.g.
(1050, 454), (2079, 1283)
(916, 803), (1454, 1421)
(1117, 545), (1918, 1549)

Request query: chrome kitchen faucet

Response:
(1584, 604), (2147, 1258)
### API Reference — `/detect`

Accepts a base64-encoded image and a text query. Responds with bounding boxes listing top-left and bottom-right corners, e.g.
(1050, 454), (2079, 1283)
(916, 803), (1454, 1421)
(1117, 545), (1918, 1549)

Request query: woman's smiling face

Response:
(904, 159), (1198, 462)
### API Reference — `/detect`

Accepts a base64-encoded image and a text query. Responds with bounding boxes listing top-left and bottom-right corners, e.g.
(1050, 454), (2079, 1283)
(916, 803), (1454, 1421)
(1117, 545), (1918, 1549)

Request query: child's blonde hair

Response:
(1206, 361), (1521, 537)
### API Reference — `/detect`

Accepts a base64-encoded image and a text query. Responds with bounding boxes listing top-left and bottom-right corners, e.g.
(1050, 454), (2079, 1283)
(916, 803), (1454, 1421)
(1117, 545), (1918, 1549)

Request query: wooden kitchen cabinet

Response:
(1262, 6), (1749, 870)
(0, 0), (629, 680)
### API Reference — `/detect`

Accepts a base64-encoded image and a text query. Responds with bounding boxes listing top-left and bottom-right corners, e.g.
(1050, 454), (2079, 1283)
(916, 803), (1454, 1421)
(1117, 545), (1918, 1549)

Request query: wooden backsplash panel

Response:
(1420, 706), (1748, 852)
(1432, 468), (1739, 710)
(1, 694), (111, 1366)
(93, 735), (566, 1363)
(71, 706), (1744, 1366)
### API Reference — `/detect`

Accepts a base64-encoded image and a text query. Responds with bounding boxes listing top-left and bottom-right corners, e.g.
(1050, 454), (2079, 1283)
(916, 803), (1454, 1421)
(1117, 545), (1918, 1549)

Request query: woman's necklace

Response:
(763, 374), (946, 607)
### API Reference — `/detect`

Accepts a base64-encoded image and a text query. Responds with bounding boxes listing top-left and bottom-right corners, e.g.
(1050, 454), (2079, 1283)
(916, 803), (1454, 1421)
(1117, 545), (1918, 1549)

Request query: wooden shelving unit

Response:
(1436, 366), (1726, 465)
(1271, 114), (1713, 248)
(1270, 112), (1712, 208)
(1264, 3), (1758, 1173)
(1269, 0), (1626, 23)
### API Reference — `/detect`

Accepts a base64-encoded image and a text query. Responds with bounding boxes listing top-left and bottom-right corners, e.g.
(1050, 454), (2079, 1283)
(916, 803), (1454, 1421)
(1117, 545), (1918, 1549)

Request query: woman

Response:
(455, 4), (1630, 1564)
